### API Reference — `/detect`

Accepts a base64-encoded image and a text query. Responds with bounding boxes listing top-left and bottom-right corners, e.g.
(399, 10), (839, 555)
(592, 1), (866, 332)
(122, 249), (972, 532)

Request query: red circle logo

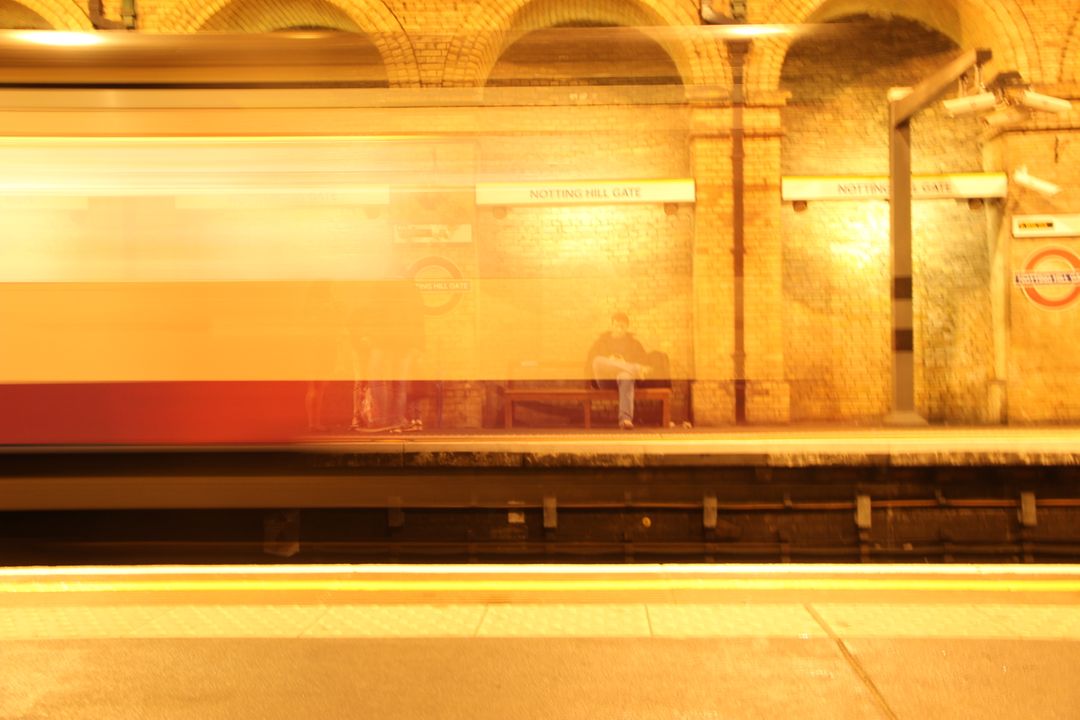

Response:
(1014, 247), (1080, 309)
(408, 256), (471, 316)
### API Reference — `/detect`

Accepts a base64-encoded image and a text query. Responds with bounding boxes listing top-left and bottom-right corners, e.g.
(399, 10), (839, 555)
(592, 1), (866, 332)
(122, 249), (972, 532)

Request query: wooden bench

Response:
(503, 387), (672, 429)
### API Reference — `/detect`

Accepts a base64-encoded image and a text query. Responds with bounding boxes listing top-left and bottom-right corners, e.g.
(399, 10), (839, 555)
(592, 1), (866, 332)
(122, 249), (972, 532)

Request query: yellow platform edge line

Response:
(4, 562), (1078, 576)
(3, 578), (1080, 594)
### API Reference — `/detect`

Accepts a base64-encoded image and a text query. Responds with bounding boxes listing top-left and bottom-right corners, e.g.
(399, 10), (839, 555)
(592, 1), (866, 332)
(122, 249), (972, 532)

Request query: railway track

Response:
(2, 445), (1079, 564)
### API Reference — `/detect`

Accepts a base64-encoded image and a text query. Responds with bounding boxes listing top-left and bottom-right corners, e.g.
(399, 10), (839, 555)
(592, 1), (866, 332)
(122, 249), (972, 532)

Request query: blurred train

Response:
(0, 32), (453, 444)
(0, 30), (695, 444)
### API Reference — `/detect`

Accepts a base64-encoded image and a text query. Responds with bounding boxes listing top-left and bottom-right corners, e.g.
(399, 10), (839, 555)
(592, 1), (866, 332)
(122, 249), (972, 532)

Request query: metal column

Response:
(886, 48), (992, 425)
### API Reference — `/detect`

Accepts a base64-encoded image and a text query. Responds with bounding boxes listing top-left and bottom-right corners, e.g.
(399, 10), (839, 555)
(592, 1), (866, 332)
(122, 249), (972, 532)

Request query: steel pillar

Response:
(886, 48), (992, 425)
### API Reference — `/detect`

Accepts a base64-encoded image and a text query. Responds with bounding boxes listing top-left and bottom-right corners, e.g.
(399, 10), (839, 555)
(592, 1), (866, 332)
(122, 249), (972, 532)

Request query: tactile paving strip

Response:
(647, 604), (827, 638)
(306, 604), (485, 637)
(813, 603), (1080, 640)
(132, 604), (328, 638)
(0, 605), (167, 639)
(3, 601), (1080, 640)
(477, 604), (651, 637)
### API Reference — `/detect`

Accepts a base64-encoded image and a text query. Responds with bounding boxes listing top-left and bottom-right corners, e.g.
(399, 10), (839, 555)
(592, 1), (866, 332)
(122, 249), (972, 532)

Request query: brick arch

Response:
(806, 0), (962, 42)
(159, 0), (419, 87)
(0, 0), (49, 28)
(0, 0), (92, 29)
(750, 0), (1037, 94)
(200, 0), (362, 31)
(443, 0), (724, 88)
(1059, 9), (1080, 83)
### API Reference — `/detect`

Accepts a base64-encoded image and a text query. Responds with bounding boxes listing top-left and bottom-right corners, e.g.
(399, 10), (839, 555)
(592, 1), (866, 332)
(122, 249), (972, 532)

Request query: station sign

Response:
(1014, 247), (1080, 310)
(408, 256), (471, 315)
(781, 173), (1007, 201)
(169, 185), (390, 207)
(476, 179), (695, 206)
(1012, 215), (1080, 239)
(394, 224), (472, 244)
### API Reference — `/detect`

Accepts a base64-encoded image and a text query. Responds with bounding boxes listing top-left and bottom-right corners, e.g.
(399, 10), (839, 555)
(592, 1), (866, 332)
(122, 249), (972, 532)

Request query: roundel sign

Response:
(1014, 247), (1080, 309)
(408, 256), (472, 315)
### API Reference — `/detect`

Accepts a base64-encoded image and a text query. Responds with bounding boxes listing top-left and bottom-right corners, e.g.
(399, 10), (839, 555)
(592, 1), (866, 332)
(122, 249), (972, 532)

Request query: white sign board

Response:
(1013, 215), (1080, 239)
(174, 186), (391, 208)
(782, 173), (1007, 201)
(394, 224), (472, 244)
(477, 179), (695, 206)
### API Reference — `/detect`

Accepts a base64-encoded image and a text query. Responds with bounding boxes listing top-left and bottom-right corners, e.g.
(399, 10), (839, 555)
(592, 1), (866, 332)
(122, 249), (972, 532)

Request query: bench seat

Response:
(502, 387), (671, 428)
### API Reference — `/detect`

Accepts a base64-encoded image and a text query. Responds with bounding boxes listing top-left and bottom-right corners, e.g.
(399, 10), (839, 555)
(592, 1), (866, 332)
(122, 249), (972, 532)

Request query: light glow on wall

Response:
(832, 209), (887, 272)
(11, 31), (104, 47)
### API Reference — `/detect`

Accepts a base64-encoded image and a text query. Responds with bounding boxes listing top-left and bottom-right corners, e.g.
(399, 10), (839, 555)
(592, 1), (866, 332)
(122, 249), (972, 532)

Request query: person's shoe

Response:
(619, 418), (634, 430)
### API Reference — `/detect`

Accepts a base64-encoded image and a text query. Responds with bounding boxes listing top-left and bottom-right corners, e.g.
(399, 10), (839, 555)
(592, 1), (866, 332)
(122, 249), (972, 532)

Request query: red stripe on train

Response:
(0, 382), (357, 444)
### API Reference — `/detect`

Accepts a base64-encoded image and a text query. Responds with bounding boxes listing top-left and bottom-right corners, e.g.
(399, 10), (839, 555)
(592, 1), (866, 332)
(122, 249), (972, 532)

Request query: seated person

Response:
(586, 312), (650, 430)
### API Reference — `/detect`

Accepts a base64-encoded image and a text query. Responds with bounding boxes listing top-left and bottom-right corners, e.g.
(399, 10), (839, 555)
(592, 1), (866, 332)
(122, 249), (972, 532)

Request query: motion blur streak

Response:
(3, 564), (1079, 595)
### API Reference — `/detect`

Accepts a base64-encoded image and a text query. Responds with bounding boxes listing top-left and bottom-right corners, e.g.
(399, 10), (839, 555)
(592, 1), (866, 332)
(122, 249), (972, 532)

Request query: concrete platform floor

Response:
(9, 425), (1080, 466)
(255, 425), (1080, 466)
(298, 425), (1080, 459)
(2, 564), (1079, 719)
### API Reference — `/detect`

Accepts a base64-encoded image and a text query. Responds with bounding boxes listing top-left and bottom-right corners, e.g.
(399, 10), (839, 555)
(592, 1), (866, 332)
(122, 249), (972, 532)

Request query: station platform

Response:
(3, 426), (1079, 530)
(291, 425), (1080, 466)
(5, 425), (1080, 467)
(2, 563), (1079, 719)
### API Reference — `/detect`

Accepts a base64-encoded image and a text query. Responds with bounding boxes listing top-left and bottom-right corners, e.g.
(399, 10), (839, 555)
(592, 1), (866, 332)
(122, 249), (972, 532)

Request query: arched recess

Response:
(0, 0), (92, 29)
(750, 0), (1038, 95)
(778, 14), (993, 423)
(486, 22), (683, 87)
(160, 0), (419, 87)
(201, 0), (361, 31)
(807, 0), (962, 40)
(0, 0), (49, 28)
(443, 0), (723, 88)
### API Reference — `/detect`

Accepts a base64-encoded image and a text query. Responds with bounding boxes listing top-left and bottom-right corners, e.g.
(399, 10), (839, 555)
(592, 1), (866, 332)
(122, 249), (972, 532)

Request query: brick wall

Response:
(780, 16), (994, 422)
(997, 130), (1080, 423)
(689, 122), (736, 425)
(5, 0), (1080, 426)
(470, 101), (693, 426)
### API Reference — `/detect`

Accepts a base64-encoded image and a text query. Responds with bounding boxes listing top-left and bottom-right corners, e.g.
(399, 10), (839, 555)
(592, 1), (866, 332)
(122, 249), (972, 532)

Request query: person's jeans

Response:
(592, 356), (638, 421)
(368, 348), (415, 427)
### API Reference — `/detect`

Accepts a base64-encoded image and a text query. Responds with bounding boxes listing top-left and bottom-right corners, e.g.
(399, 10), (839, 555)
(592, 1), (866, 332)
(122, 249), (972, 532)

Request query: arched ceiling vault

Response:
(750, 0), (1040, 94)
(160, 0), (420, 86)
(1, 0), (92, 29)
(443, 0), (726, 88)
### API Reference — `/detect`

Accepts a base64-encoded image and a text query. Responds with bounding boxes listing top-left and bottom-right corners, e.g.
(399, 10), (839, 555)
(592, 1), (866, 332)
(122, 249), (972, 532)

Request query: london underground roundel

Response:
(408, 256), (471, 315)
(1014, 247), (1080, 309)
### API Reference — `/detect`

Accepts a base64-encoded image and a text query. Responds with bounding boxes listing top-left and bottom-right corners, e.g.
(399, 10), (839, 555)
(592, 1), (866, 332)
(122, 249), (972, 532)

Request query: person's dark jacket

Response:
(585, 332), (647, 387)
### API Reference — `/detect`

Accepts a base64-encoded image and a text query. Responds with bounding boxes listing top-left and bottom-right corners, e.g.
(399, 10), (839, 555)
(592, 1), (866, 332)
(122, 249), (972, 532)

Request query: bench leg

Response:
(504, 399), (513, 428)
(584, 400), (591, 429)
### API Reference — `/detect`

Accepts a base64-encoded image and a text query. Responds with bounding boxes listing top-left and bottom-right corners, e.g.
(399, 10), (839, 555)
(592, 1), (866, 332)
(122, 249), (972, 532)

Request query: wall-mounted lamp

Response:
(943, 91), (997, 117)
(943, 63), (996, 117)
(943, 68), (1073, 128)
(1013, 166), (1061, 198)
(1015, 89), (1072, 114)
(982, 104), (1031, 128)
